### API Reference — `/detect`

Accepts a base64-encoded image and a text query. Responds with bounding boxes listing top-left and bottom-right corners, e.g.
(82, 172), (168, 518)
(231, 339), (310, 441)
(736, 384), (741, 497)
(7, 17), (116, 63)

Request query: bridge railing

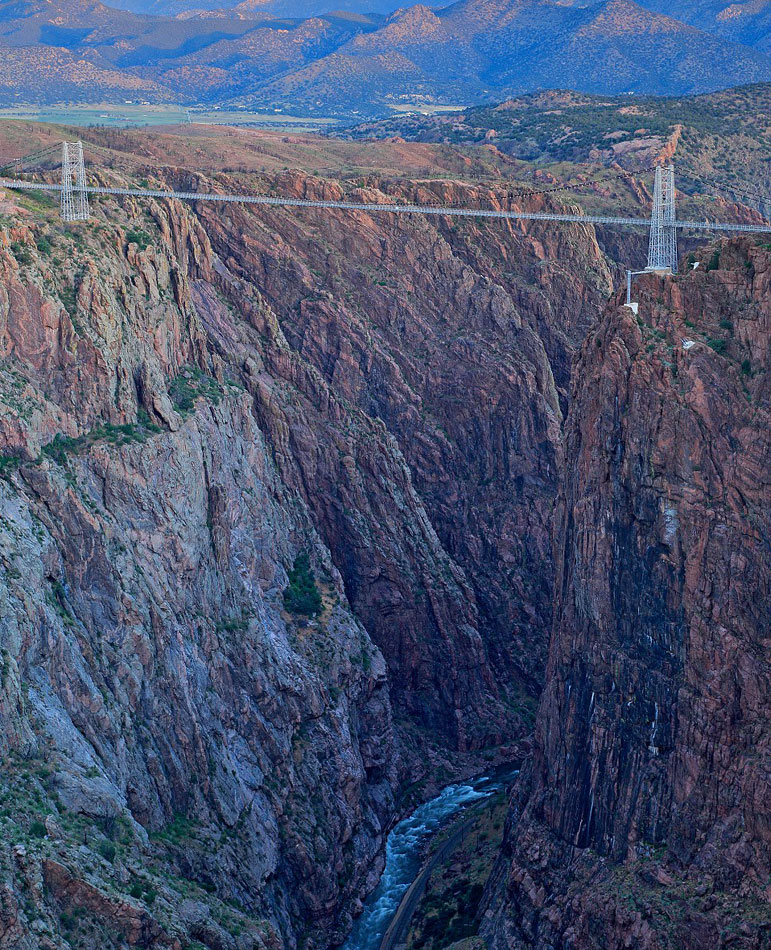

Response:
(2, 144), (771, 274)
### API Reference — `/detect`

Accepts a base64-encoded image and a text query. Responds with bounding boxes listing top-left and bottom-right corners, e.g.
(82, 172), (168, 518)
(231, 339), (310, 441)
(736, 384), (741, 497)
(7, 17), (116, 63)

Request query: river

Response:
(344, 765), (519, 950)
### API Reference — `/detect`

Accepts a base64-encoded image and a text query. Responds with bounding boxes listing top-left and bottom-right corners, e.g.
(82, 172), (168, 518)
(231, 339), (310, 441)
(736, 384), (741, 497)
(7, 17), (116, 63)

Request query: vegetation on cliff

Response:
(283, 552), (323, 617)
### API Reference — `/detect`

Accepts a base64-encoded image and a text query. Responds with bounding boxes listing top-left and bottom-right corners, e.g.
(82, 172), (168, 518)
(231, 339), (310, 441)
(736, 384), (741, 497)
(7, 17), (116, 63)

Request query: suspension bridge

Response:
(2, 141), (771, 275)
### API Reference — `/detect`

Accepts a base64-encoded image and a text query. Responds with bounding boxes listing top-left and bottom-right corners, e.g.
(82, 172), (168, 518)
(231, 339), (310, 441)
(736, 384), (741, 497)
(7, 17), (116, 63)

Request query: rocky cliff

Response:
(186, 171), (613, 745)
(483, 239), (771, 948)
(0, 149), (615, 949)
(0, 187), (397, 949)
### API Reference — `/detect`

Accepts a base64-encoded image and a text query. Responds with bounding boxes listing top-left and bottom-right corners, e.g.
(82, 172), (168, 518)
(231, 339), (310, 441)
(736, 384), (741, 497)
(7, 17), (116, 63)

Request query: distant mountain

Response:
(103, 0), (771, 52)
(377, 0), (771, 92)
(2, 0), (771, 114)
(108, 0), (407, 15)
(633, 0), (771, 51)
(237, 0), (771, 111)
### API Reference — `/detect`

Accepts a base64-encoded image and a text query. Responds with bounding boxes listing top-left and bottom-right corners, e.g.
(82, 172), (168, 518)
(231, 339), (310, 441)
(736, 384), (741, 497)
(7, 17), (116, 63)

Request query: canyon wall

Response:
(0, 189), (398, 949)
(0, 161), (613, 948)
(189, 172), (613, 736)
(484, 239), (771, 948)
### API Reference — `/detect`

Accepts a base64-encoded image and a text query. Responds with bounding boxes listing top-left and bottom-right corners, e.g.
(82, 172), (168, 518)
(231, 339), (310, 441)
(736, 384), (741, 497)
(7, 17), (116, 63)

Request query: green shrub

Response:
(707, 338), (727, 354)
(40, 416), (160, 466)
(283, 552), (322, 617)
(97, 839), (116, 863)
(215, 615), (249, 634)
(10, 242), (32, 266)
(170, 367), (223, 417)
(706, 250), (721, 272)
(137, 408), (161, 432)
(29, 820), (47, 838)
(59, 285), (78, 321)
(0, 454), (21, 474)
(43, 433), (82, 465)
(125, 229), (152, 251)
(143, 885), (157, 904)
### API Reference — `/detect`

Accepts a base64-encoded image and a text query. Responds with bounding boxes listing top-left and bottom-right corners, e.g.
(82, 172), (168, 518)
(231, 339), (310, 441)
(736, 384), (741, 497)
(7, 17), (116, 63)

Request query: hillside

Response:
(348, 84), (771, 217)
(115, 0), (404, 14)
(0, 46), (175, 104)
(2, 0), (771, 114)
(70, 0), (771, 55)
(635, 0), (771, 52)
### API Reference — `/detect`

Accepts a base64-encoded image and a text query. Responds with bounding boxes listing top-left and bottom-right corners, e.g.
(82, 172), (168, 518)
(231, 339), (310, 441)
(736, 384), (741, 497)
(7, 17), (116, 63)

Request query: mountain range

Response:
(112, 0), (771, 39)
(636, 0), (771, 50)
(1, 0), (771, 116)
(111, 0), (406, 14)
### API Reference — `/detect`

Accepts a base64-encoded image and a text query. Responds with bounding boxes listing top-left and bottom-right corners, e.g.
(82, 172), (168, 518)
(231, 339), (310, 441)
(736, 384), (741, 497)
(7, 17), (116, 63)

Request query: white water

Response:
(344, 767), (518, 950)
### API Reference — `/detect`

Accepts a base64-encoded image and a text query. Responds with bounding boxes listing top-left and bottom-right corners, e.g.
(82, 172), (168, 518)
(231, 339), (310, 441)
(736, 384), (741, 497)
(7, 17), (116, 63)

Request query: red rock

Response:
(484, 238), (771, 948)
(42, 860), (180, 949)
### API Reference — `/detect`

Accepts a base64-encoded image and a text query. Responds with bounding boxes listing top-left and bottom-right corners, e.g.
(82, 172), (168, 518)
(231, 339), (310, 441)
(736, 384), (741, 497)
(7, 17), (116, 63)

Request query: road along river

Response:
(344, 766), (519, 950)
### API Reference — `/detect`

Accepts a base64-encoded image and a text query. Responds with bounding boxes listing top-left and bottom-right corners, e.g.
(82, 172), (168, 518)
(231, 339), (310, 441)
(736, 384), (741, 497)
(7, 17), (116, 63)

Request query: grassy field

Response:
(0, 103), (341, 131)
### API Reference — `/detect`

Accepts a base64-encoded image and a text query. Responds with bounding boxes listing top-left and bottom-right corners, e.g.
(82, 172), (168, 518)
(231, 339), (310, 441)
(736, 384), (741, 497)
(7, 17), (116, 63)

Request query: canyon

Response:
(0, 123), (768, 948)
(484, 239), (771, 948)
(0, 126), (611, 947)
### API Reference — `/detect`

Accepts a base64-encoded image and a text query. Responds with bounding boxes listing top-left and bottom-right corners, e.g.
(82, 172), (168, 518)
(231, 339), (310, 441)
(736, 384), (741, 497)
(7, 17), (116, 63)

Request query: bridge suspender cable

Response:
(2, 142), (771, 274)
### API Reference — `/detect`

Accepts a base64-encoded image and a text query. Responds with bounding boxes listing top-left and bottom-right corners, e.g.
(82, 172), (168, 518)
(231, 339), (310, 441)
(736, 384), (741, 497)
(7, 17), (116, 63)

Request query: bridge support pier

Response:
(646, 164), (677, 273)
(61, 142), (89, 223)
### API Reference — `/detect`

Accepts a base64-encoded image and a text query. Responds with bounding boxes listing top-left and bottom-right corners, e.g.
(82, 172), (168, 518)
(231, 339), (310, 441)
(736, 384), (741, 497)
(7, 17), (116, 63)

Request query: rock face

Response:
(0, 192), (395, 948)
(0, 158), (612, 948)
(483, 239), (771, 948)
(190, 172), (612, 744)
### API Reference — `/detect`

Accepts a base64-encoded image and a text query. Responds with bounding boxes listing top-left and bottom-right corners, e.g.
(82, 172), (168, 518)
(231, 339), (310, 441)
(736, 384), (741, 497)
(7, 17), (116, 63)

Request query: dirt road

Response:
(379, 807), (481, 950)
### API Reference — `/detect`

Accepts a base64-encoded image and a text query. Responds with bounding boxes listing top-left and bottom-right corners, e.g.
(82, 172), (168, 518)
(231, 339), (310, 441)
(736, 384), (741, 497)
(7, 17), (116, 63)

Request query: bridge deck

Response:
(2, 178), (771, 235)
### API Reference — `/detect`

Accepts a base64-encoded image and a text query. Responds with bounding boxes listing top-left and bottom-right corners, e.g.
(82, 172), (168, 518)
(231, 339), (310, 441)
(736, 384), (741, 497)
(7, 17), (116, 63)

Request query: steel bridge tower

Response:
(646, 164), (677, 273)
(60, 141), (89, 222)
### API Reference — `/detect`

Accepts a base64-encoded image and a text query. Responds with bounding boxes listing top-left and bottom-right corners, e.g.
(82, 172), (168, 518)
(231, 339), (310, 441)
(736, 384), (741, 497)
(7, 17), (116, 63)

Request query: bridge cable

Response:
(0, 143), (64, 175)
(676, 167), (771, 212)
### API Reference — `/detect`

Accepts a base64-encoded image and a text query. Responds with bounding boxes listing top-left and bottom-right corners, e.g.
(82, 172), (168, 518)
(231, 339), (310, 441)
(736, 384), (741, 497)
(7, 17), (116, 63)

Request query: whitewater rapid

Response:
(344, 766), (518, 949)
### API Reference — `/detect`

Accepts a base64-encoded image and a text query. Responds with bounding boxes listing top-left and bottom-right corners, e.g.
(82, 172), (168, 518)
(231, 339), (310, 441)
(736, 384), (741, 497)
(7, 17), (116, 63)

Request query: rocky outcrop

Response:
(0, 195), (395, 948)
(483, 238), (771, 948)
(0, 153), (617, 947)
(42, 860), (181, 949)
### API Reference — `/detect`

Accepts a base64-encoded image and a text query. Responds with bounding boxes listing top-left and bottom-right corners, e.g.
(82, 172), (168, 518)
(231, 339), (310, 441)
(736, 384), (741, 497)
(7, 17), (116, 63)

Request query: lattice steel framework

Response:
(646, 164), (677, 272)
(4, 148), (771, 246)
(60, 142), (89, 222)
